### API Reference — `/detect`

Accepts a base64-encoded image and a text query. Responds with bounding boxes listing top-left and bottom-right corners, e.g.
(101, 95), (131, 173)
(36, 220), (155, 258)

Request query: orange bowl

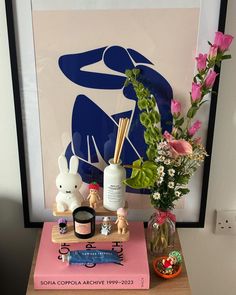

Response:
(153, 256), (182, 279)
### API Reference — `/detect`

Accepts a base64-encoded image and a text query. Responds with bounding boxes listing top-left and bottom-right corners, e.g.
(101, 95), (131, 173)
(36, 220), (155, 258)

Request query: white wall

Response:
(178, 0), (236, 294)
(0, 1), (37, 294)
(0, 0), (235, 294)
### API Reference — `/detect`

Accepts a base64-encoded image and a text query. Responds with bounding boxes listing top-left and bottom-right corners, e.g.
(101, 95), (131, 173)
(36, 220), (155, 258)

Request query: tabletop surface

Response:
(26, 229), (191, 295)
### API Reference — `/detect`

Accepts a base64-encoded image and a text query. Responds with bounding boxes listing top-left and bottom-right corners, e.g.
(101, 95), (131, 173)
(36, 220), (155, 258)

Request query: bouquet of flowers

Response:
(124, 31), (233, 254)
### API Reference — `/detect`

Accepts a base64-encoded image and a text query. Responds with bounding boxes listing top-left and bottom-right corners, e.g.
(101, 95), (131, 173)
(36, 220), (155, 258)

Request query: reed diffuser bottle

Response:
(103, 118), (129, 211)
(103, 159), (126, 211)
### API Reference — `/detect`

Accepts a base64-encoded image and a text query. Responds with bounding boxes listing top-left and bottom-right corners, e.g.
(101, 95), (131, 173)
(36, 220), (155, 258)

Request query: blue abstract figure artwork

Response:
(59, 46), (173, 193)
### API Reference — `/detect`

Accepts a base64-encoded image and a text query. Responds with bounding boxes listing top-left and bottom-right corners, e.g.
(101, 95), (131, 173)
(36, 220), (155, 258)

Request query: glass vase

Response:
(147, 209), (176, 256)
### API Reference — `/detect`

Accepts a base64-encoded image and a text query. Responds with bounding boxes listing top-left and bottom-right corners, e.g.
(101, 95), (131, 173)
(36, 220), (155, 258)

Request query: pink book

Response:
(34, 222), (150, 289)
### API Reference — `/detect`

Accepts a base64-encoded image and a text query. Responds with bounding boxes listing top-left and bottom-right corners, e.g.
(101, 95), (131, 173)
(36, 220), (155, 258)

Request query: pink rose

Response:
(168, 140), (192, 158)
(205, 70), (218, 88)
(214, 31), (234, 52)
(171, 99), (181, 115)
(188, 120), (202, 136)
(209, 45), (218, 59)
(163, 131), (174, 141)
(191, 83), (202, 102)
(196, 53), (207, 71)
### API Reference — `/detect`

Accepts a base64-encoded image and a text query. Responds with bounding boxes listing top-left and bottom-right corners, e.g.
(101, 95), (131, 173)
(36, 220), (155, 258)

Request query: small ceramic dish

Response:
(153, 256), (182, 279)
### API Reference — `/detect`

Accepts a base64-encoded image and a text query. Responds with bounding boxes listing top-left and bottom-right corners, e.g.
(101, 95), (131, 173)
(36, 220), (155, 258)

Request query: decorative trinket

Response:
(153, 250), (182, 279)
(62, 249), (120, 265)
(115, 208), (128, 234)
(56, 155), (83, 212)
(87, 182), (100, 209)
(58, 218), (68, 234)
(100, 216), (112, 235)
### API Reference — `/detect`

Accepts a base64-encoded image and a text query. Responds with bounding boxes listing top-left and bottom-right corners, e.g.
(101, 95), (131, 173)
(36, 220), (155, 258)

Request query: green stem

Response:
(123, 165), (141, 169)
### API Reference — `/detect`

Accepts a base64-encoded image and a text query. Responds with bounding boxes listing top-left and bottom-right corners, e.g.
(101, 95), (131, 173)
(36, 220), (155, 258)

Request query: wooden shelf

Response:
(51, 223), (130, 243)
(53, 200), (128, 217)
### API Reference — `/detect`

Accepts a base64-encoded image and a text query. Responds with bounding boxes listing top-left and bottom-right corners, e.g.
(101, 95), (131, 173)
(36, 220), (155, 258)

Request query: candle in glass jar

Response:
(73, 206), (95, 239)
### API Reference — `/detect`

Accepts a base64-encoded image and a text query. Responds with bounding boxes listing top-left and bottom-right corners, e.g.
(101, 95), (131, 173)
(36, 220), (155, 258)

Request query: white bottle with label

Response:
(103, 158), (126, 211)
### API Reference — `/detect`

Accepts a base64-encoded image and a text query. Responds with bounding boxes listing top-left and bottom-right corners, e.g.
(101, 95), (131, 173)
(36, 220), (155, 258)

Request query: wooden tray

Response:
(51, 223), (130, 243)
(53, 200), (128, 217)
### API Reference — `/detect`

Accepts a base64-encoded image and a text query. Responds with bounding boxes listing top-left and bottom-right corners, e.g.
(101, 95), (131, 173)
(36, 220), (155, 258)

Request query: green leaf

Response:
(176, 175), (189, 185)
(125, 69), (132, 77)
(175, 117), (184, 127)
(208, 60), (216, 68)
(187, 106), (198, 119)
(140, 113), (151, 128)
(144, 129), (153, 144)
(130, 158), (142, 178)
(140, 111), (148, 124)
(124, 78), (130, 87)
(196, 73), (203, 80)
(144, 128), (160, 145)
(124, 160), (157, 189)
(133, 68), (140, 76)
(179, 188), (190, 195)
(138, 99), (149, 110)
(146, 145), (157, 161)
(221, 54), (231, 60)
(149, 96), (157, 108)
(149, 110), (160, 124)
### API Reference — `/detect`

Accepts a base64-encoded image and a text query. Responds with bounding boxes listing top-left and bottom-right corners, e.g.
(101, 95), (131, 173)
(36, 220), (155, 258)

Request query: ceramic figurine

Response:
(87, 182), (101, 209)
(56, 155), (83, 212)
(58, 218), (68, 234)
(100, 216), (112, 235)
(115, 208), (128, 234)
(153, 250), (182, 279)
(161, 251), (182, 275)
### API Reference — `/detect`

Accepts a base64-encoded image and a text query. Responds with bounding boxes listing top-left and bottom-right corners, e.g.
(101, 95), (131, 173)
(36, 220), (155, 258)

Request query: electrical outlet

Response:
(215, 210), (236, 235)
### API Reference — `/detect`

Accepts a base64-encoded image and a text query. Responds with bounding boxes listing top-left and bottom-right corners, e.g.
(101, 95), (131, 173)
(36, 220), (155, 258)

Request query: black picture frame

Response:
(5, 0), (228, 227)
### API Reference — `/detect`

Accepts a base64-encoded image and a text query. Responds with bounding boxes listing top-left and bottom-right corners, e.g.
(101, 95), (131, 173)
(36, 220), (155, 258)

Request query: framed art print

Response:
(6, 0), (228, 227)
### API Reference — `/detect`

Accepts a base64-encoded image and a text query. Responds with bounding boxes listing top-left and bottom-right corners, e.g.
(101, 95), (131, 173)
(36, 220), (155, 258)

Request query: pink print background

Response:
(32, 7), (201, 221)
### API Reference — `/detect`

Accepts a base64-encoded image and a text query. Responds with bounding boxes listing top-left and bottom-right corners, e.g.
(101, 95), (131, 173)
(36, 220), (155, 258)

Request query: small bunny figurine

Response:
(56, 155), (83, 212)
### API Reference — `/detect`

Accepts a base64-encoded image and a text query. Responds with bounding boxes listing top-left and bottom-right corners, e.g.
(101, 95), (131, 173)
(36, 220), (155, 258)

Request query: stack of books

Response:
(34, 221), (150, 290)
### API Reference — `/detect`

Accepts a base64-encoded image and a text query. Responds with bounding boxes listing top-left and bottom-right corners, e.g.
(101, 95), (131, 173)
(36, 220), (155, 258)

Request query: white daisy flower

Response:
(157, 177), (164, 185)
(158, 166), (164, 173)
(155, 156), (164, 163)
(153, 192), (161, 200)
(160, 171), (165, 177)
(164, 159), (171, 165)
(175, 191), (181, 197)
(168, 169), (175, 177)
(168, 181), (175, 189)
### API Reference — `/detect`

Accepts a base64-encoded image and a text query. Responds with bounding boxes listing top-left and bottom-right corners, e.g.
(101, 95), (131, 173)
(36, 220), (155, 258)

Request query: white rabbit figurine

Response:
(56, 155), (83, 212)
